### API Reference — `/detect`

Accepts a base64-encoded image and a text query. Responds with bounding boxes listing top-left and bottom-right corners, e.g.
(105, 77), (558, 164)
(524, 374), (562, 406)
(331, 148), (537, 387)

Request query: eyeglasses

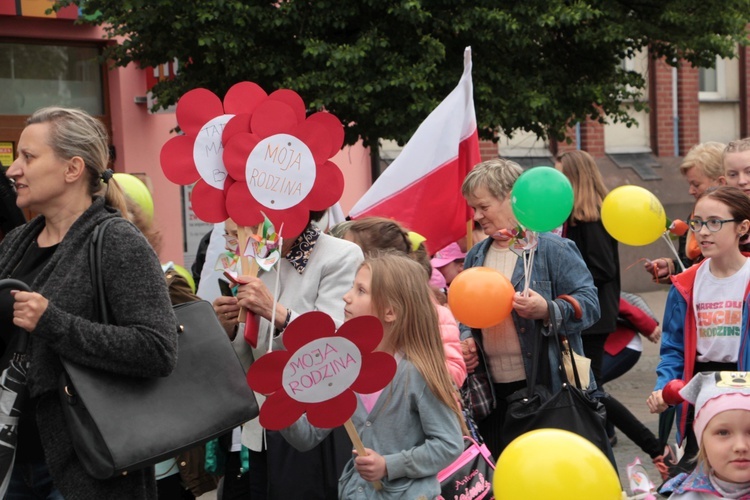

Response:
(687, 218), (739, 233)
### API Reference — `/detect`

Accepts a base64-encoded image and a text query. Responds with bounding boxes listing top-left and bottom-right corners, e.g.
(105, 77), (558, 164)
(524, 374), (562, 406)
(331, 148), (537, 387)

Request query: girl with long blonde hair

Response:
(282, 251), (464, 498)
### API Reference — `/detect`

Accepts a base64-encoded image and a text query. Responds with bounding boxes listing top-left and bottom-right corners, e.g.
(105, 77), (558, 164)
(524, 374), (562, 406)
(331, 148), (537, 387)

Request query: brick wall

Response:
(479, 139), (498, 162)
(649, 56), (676, 157)
(677, 64), (700, 155)
(580, 116), (606, 157)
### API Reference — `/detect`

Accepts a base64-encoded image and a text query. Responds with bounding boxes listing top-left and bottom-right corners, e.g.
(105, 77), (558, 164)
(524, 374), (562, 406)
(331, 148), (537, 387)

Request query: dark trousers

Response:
(220, 449), (252, 500)
(7, 461), (64, 500)
(600, 393), (661, 458)
(581, 334), (608, 389)
(158, 473), (194, 500)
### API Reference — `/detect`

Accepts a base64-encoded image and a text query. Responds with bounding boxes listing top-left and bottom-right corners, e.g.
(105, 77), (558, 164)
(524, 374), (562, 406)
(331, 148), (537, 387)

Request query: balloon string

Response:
(661, 232), (686, 273)
(623, 257), (667, 282)
(267, 235), (283, 354)
(522, 248), (535, 297)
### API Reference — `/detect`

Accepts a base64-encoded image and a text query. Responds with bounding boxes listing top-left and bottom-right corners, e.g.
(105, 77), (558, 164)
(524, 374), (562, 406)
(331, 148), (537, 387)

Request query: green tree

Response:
(56, 0), (749, 145)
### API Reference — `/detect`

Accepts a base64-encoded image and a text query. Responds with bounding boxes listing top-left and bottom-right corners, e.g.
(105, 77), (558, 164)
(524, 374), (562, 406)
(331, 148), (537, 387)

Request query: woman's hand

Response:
(353, 448), (387, 482)
(213, 296), (240, 338)
(512, 289), (549, 321)
(647, 390), (668, 414)
(11, 290), (48, 332)
(461, 338), (479, 373)
(235, 276), (275, 320)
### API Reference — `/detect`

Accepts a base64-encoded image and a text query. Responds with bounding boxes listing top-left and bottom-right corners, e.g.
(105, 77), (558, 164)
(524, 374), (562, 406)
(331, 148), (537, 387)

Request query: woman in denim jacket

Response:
(458, 159), (600, 458)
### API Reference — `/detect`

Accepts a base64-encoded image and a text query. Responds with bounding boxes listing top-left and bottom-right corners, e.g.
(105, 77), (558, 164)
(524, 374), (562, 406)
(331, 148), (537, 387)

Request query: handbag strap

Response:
(0, 278), (32, 354)
(525, 300), (582, 393)
(88, 218), (121, 325)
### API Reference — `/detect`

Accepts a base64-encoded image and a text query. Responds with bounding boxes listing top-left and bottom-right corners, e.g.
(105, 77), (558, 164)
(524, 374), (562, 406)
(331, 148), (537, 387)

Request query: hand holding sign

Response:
(247, 311), (396, 491)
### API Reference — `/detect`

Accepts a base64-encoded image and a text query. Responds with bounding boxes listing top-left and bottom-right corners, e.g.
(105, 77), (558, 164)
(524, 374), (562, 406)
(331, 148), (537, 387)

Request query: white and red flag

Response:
(349, 47), (481, 255)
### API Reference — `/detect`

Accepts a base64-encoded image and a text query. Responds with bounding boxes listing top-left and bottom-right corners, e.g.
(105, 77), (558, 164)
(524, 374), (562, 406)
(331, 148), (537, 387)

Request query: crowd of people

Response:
(0, 105), (749, 499)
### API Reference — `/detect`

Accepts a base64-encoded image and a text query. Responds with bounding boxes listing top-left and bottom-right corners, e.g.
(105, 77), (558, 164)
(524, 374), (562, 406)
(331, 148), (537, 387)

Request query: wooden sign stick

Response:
(343, 419), (383, 491)
(237, 224), (263, 323)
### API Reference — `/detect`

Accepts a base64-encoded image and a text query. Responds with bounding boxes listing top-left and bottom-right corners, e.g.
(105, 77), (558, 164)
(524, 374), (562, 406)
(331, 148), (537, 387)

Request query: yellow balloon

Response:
(601, 185), (666, 246)
(113, 173), (154, 222)
(172, 264), (196, 293)
(494, 429), (621, 500)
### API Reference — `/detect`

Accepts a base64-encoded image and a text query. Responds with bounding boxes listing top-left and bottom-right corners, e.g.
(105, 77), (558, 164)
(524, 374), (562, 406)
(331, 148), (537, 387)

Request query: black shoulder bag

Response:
(501, 300), (611, 457)
(59, 218), (259, 479)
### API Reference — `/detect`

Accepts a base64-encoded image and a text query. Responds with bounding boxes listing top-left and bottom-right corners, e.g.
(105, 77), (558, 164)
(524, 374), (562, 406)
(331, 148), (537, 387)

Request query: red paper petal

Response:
(191, 180), (229, 223)
(177, 88), (224, 136)
(293, 120), (335, 165)
(259, 392), (306, 431)
(304, 161), (344, 211)
(224, 81), (268, 115)
(223, 132), (259, 181)
(226, 183), (265, 227)
(283, 311), (336, 352)
(337, 315), (383, 353)
(265, 204), (309, 240)
(306, 112), (345, 158)
(246, 350), (290, 394)
(251, 100), (299, 138)
(350, 352), (397, 394)
(160, 135), (201, 185)
(307, 391), (357, 429)
(222, 114), (253, 147)
(268, 89), (306, 124)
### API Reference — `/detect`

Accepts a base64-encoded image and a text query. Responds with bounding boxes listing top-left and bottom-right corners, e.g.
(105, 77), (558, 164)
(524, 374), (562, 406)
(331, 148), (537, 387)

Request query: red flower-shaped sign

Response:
(222, 88), (345, 237)
(160, 82), (270, 222)
(247, 311), (396, 431)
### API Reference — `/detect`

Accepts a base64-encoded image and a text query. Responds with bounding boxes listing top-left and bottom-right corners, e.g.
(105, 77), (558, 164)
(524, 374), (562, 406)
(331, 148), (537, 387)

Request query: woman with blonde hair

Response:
(0, 107), (177, 498)
(556, 150), (620, 390)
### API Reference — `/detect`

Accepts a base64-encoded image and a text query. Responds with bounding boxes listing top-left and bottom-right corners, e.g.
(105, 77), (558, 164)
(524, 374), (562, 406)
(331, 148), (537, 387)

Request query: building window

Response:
(0, 42), (104, 115)
(699, 57), (726, 101)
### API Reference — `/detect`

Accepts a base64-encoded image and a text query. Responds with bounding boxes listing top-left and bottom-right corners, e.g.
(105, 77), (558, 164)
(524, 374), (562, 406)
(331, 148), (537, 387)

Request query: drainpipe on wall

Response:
(575, 122), (581, 150)
(673, 64), (680, 156)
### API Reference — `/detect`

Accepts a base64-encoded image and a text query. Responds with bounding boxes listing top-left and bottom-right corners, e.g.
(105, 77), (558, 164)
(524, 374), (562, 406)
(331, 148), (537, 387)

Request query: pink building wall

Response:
(0, 13), (372, 265)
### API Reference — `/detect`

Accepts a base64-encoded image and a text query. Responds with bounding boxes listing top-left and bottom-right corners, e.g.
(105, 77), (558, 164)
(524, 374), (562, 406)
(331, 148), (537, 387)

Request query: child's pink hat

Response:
(430, 243), (466, 269)
(679, 372), (750, 445)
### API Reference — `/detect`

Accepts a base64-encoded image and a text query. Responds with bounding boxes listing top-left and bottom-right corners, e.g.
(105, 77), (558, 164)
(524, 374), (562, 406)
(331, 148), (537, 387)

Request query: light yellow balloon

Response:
(601, 185), (666, 246)
(113, 173), (154, 222)
(172, 264), (196, 293)
(494, 429), (621, 500)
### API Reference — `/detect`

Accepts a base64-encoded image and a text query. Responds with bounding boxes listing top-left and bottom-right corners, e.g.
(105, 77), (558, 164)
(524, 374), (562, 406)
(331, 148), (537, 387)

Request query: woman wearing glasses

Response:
(647, 186), (750, 477)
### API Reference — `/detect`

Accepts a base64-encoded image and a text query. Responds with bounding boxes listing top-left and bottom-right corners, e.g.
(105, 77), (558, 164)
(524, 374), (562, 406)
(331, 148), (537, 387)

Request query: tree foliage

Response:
(56, 0), (750, 145)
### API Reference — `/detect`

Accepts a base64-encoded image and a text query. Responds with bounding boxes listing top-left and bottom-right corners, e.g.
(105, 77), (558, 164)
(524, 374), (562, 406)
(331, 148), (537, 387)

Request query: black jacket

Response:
(565, 219), (620, 335)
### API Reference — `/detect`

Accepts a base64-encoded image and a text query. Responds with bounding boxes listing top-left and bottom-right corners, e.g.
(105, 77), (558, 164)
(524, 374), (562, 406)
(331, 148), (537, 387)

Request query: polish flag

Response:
(349, 47), (481, 255)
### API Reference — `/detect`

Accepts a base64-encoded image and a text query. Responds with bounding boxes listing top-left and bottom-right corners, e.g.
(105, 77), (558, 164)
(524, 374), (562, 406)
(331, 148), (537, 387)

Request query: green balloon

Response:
(510, 167), (574, 232)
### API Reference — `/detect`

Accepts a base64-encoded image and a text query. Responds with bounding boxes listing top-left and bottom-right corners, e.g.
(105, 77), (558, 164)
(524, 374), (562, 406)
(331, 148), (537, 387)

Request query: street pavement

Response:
(607, 289), (671, 498)
(199, 289), (673, 500)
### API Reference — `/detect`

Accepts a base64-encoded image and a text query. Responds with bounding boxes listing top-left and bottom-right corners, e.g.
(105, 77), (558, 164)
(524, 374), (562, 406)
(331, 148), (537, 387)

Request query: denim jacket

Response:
(458, 233), (600, 393)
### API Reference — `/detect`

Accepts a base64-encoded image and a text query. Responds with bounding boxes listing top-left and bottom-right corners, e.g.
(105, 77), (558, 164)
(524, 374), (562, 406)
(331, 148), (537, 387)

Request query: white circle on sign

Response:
(246, 133), (316, 210)
(282, 336), (362, 404)
(192, 114), (233, 190)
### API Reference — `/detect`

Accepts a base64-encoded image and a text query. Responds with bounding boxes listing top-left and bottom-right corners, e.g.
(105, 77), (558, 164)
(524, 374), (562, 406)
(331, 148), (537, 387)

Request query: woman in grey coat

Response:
(0, 107), (177, 499)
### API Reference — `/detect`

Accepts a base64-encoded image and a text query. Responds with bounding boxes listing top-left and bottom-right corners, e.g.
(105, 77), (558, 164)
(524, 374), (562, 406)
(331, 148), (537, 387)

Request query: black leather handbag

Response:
(501, 301), (610, 457)
(59, 218), (259, 479)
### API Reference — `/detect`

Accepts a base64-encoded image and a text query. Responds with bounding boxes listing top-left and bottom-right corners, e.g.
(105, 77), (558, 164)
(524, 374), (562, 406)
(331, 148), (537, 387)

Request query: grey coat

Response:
(0, 197), (178, 499)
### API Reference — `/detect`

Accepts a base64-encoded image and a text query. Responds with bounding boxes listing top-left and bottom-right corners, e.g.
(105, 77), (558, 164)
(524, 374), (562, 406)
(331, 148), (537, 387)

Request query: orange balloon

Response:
(448, 267), (515, 328)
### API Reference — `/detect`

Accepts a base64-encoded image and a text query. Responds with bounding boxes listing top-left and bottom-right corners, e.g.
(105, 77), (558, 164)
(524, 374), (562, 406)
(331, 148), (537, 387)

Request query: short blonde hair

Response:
(680, 142), (725, 181)
(462, 158), (523, 200)
(724, 137), (750, 155)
